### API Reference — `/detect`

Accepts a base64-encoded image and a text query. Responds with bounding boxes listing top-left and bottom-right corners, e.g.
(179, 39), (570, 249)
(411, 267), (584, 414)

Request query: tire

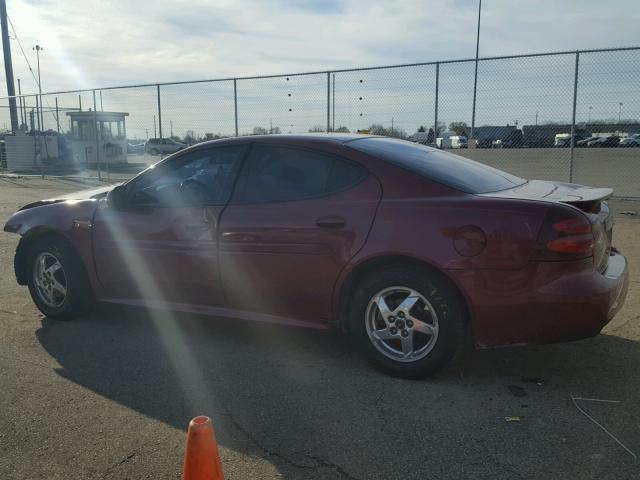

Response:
(26, 235), (93, 320)
(349, 264), (465, 378)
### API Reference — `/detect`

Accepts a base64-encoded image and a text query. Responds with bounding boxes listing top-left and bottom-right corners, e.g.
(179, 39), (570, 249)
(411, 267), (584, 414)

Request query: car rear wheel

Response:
(27, 236), (93, 320)
(349, 265), (464, 378)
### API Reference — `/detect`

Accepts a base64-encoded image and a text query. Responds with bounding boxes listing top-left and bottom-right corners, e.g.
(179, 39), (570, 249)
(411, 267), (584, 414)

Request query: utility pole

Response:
(588, 106), (592, 123)
(100, 91), (103, 111)
(33, 45), (44, 131)
(78, 95), (82, 111)
(170, 119), (173, 137)
(535, 111), (538, 126)
(153, 115), (157, 138)
(0, 0), (19, 131)
(145, 128), (148, 139)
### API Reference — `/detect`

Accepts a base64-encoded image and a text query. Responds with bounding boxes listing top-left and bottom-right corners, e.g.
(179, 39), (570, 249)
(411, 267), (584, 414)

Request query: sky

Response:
(1, 0), (639, 137)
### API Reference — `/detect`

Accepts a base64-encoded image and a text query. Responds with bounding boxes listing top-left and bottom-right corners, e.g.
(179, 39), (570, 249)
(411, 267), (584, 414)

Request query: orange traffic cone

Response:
(183, 416), (224, 480)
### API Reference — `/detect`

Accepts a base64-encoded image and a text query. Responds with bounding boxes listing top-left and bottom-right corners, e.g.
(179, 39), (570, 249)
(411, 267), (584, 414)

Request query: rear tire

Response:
(26, 236), (93, 320)
(349, 264), (465, 378)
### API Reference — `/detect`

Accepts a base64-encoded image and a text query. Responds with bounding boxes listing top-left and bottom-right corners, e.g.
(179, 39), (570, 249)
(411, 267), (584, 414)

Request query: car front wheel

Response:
(26, 236), (93, 320)
(349, 265), (465, 378)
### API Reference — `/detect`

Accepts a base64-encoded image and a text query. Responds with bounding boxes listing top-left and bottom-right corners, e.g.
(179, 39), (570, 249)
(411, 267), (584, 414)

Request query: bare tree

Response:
(308, 125), (325, 132)
(253, 126), (268, 135)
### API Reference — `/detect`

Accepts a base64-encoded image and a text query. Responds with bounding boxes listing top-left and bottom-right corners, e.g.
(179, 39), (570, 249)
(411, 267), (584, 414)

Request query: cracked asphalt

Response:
(1, 177), (639, 479)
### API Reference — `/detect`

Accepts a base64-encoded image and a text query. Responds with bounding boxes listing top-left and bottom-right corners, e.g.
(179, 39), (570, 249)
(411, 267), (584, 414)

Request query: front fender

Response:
(4, 200), (101, 287)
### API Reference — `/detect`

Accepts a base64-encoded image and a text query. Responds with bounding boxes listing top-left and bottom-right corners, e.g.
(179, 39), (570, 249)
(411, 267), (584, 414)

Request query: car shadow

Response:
(36, 307), (640, 479)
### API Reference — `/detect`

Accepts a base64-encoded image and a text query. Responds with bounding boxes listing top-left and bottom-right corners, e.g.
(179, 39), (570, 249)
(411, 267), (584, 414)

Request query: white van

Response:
(436, 133), (468, 149)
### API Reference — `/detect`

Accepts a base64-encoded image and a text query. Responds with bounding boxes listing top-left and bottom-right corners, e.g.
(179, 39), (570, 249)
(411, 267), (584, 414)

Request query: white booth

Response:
(66, 111), (129, 166)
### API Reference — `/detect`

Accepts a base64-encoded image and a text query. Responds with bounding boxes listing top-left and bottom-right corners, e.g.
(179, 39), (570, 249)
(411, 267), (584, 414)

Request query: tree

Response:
(417, 125), (427, 132)
(308, 125), (325, 132)
(367, 123), (407, 139)
(253, 126), (268, 135)
(449, 121), (468, 136)
(335, 126), (350, 133)
(184, 130), (198, 145)
(270, 126), (281, 134)
(204, 133), (221, 140)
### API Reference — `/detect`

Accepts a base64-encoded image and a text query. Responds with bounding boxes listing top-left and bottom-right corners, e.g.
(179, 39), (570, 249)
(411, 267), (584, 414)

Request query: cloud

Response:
(2, 0), (637, 94)
(0, 0), (638, 136)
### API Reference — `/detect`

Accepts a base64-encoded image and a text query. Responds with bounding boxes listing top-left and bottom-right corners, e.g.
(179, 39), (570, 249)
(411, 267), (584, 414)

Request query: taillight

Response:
(533, 205), (594, 261)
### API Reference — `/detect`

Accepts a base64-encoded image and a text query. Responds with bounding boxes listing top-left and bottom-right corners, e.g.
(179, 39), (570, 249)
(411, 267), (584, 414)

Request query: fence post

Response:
(157, 84), (163, 160)
(326, 72), (331, 133)
(434, 62), (439, 146)
(55, 96), (59, 133)
(93, 89), (101, 181)
(233, 79), (238, 137)
(332, 73), (336, 131)
(569, 51), (580, 183)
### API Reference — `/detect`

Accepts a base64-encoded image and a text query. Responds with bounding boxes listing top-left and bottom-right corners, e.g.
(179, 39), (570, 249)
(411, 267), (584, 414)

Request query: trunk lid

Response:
(481, 180), (613, 271)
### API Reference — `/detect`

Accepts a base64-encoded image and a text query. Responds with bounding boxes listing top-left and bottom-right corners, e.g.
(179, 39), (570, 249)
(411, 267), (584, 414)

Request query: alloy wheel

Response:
(33, 252), (68, 308)
(365, 286), (439, 363)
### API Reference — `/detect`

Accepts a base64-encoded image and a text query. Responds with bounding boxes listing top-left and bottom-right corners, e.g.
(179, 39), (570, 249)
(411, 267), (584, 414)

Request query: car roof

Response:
(188, 133), (377, 148)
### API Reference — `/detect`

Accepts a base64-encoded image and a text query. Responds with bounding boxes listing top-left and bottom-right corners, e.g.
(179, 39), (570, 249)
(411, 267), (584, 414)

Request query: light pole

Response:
(33, 45), (44, 131)
(618, 102), (623, 123)
(470, 0), (482, 143)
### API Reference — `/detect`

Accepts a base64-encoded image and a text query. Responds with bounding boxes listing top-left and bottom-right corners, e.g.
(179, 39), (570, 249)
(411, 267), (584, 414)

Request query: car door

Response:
(219, 144), (382, 323)
(92, 145), (246, 306)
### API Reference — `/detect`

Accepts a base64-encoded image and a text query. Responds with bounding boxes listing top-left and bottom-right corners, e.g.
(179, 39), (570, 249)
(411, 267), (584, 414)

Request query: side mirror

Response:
(107, 184), (128, 210)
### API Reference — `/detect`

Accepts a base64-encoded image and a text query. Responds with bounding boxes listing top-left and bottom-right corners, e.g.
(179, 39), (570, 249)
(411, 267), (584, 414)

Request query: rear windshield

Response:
(348, 137), (526, 194)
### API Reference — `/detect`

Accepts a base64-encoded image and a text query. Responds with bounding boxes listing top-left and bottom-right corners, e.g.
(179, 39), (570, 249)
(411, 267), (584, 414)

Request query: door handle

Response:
(316, 216), (346, 229)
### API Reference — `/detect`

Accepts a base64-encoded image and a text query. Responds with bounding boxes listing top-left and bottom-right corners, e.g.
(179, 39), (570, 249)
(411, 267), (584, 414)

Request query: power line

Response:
(7, 15), (37, 89)
(7, 15), (58, 127)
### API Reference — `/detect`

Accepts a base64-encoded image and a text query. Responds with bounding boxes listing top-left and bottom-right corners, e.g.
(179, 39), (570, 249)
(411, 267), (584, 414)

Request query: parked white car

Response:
(619, 133), (640, 147)
(144, 138), (186, 155)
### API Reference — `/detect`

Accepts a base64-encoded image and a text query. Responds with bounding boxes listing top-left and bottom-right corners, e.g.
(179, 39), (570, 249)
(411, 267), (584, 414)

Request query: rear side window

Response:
(233, 145), (366, 204)
(348, 137), (526, 194)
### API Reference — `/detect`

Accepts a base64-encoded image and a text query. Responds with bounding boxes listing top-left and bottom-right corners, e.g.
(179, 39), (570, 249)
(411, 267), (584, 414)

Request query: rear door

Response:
(219, 144), (382, 323)
(92, 145), (246, 305)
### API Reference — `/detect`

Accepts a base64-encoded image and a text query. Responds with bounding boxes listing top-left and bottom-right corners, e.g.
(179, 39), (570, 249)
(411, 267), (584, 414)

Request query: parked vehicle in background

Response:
(576, 136), (600, 148)
(3, 135), (628, 378)
(619, 133), (640, 147)
(436, 134), (467, 149)
(145, 138), (187, 155)
(586, 136), (620, 148)
(554, 133), (587, 147)
(127, 142), (145, 155)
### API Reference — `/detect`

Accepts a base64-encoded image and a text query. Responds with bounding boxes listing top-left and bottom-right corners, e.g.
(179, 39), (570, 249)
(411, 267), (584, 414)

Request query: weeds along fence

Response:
(0, 46), (639, 198)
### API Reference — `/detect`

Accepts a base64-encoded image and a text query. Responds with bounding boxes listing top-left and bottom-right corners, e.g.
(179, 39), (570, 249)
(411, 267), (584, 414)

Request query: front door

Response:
(92, 145), (246, 306)
(219, 144), (382, 323)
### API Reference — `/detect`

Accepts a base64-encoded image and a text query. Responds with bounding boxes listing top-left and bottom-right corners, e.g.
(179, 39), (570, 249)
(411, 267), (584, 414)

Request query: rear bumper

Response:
(448, 251), (629, 348)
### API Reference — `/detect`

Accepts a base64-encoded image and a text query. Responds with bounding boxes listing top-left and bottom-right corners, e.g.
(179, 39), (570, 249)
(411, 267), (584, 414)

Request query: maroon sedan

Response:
(4, 135), (629, 377)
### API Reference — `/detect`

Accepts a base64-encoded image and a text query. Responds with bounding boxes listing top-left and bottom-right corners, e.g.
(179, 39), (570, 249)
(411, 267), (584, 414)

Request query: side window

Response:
(233, 145), (367, 204)
(128, 146), (246, 206)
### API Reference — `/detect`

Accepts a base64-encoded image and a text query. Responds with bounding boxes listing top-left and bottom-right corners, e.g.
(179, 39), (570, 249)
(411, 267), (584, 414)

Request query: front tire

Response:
(26, 236), (93, 320)
(349, 264), (465, 378)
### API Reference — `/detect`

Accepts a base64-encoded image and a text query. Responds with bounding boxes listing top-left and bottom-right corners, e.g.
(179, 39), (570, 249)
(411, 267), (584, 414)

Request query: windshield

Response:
(348, 137), (527, 194)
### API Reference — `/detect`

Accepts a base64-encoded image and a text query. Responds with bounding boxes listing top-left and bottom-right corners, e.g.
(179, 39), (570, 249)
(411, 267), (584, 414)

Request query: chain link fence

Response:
(0, 46), (639, 197)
